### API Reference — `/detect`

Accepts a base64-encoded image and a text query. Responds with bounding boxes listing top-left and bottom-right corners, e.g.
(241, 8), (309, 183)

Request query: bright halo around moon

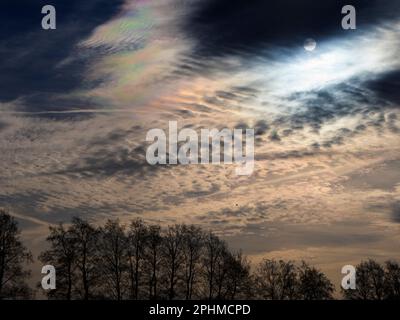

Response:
(304, 38), (317, 51)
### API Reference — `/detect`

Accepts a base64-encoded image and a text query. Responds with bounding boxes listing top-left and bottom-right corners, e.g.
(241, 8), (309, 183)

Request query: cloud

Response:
(365, 70), (400, 105)
(0, 0), (125, 110)
(184, 0), (400, 58)
(53, 146), (153, 178)
(2, 0), (400, 275)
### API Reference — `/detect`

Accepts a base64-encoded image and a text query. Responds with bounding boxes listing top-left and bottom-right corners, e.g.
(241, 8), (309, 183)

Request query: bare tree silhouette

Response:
(127, 218), (148, 300)
(297, 262), (334, 300)
(255, 259), (298, 300)
(254, 260), (334, 300)
(384, 260), (400, 300)
(0, 209), (33, 300)
(342, 259), (400, 300)
(163, 225), (185, 300)
(40, 218), (100, 299)
(69, 217), (99, 300)
(39, 223), (76, 300)
(202, 232), (227, 300)
(181, 225), (203, 300)
(98, 220), (128, 300)
(145, 224), (163, 300)
(223, 251), (252, 300)
(8, 215), (397, 301)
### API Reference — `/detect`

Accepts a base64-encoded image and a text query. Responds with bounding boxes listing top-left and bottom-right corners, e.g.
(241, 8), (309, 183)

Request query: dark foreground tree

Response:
(255, 259), (298, 300)
(37, 216), (400, 301)
(223, 251), (252, 299)
(39, 223), (76, 300)
(163, 225), (184, 300)
(145, 224), (163, 300)
(181, 225), (203, 300)
(384, 260), (400, 300)
(342, 259), (399, 300)
(4, 211), (400, 301)
(127, 219), (148, 300)
(39, 218), (100, 299)
(69, 217), (99, 300)
(202, 233), (226, 300)
(297, 262), (334, 300)
(98, 219), (128, 300)
(255, 259), (333, 300)
(0, 209), (33, 299)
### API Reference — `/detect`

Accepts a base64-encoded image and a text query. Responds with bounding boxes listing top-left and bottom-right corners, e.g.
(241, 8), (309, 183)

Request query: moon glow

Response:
(304, 38), (317, 51)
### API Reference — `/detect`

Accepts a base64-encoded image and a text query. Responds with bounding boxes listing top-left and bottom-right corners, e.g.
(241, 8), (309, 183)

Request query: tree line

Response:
(1, 209), (400, 300)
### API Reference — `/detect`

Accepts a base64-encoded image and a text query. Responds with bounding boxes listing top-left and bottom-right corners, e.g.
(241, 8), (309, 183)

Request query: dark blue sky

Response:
(0, 0), (124, 110)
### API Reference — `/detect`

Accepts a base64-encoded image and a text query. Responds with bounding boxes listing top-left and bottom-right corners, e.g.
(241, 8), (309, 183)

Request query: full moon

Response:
(304, 38), (317, 51)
